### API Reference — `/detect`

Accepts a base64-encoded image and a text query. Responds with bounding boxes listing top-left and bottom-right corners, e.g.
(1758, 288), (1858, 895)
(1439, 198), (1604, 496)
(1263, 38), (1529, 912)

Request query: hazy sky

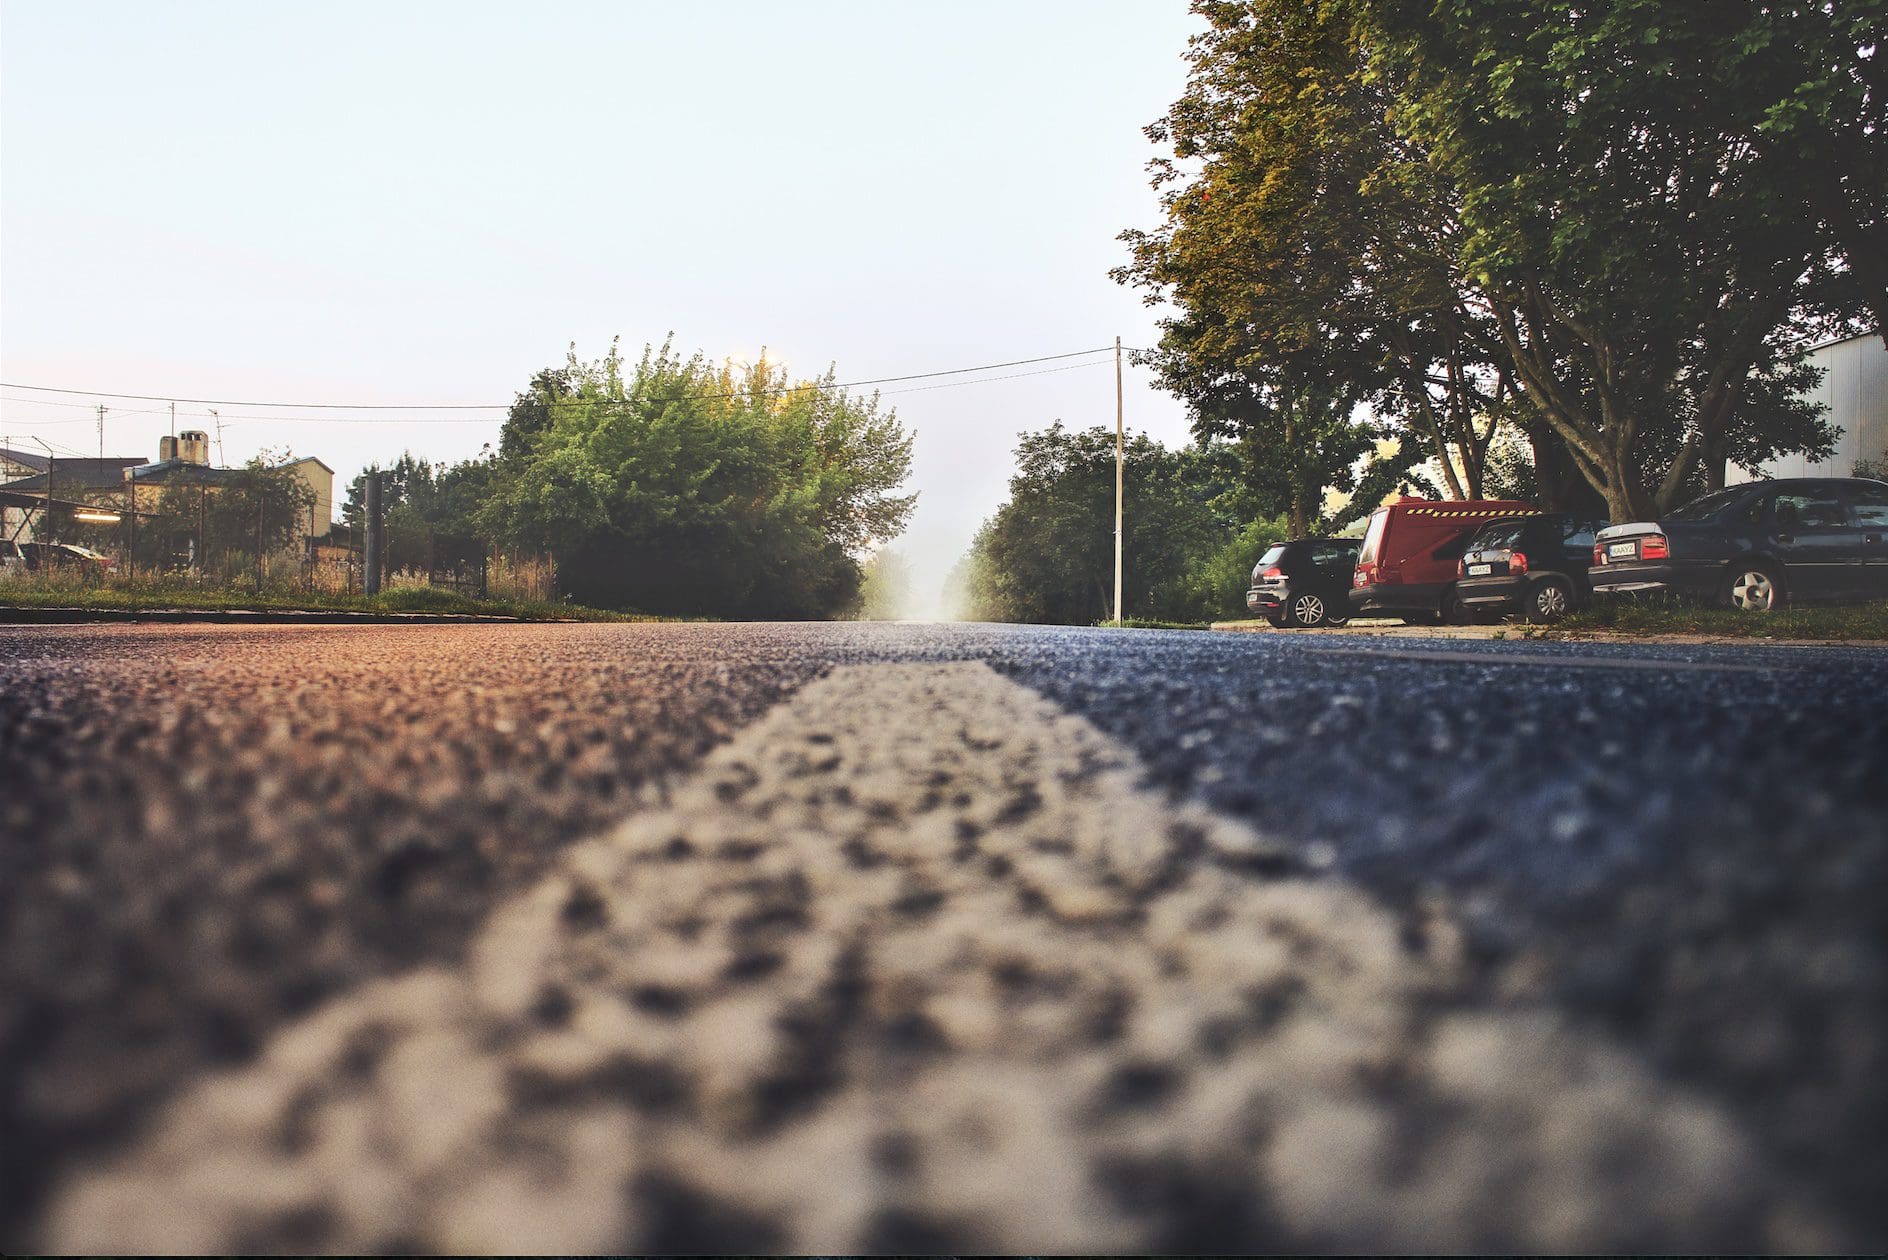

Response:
(1, 1), (1201, 613)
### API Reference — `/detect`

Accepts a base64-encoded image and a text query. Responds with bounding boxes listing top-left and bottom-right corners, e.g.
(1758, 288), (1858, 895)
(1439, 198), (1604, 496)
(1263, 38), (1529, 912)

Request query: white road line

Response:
(46, 663), (1827, 1253)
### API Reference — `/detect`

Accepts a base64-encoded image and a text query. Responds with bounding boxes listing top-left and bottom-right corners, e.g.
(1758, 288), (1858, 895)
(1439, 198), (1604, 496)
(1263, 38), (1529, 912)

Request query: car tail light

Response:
(1456, 559), (1467, 578)
(1594, 543), (1606, 565)
(1639, 534), (1669, 560)
(1262, 565), (1284, 579)
(1509, 550), (1528, 575)
(1353, 565), (1370, 587)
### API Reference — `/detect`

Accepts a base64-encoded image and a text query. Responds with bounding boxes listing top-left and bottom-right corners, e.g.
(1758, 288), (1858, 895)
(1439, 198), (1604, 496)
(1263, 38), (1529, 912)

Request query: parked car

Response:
(1246, 537), (1359, 627)
(1591, 478), (1888, 609)
(19, 541), (113, 574)
(0, 539), (25, 575)
(1350, 498), (1540, 623)
(1456, 512), (1609, 623)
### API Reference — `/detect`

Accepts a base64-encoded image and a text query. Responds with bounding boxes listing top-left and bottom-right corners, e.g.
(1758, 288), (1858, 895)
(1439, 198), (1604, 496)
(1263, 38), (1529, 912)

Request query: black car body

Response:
(19, 542), (112, 573)
(1457, 513), (1608, 622)
(1246, 537), (1359, 627)
(1590, 477), (1888, 609)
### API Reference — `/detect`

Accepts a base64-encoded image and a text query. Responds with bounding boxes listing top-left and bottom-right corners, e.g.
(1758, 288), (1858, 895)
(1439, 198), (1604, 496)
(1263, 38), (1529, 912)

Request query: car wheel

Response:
(1265, 611), (1287, 628)
(1723, 563), (1783, 611)
(1440, 588), (1472, 625)
(1286, 592), (1329, 628)
(1525, 576), (1574, 624)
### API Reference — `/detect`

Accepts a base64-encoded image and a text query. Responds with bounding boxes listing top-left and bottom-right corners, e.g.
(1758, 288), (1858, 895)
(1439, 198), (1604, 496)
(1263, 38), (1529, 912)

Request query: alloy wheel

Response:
(1533, 582), (1569, 621)
(1291, 593), (1325, 626)
(1729, 569), (1777, 611)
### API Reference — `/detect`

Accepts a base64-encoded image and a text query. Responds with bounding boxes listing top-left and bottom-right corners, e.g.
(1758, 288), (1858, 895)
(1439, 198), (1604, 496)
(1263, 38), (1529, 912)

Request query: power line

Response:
(0, 346), (1118, 412)
(0, 356), (1119, 427)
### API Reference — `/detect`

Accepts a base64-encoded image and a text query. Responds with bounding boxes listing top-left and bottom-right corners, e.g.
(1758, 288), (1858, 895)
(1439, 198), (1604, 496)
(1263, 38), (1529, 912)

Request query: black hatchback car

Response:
(1246, 537), (1359, 627)
(1591, 477), (1888, 609)
(1456, 512), (1608, 623)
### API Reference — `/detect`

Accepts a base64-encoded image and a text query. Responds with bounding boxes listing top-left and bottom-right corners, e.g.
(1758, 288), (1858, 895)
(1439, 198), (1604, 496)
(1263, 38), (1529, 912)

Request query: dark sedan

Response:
(1590, 477), (1888, 609)
(1246, 537), (1359, 627)
(1457, 513), (1608, 623)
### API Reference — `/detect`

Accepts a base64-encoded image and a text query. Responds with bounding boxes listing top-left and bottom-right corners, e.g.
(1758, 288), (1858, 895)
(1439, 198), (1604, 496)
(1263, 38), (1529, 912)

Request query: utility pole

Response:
(363, 471), (382, 596)
(1113, 335), (1124, 625)
(97, 405), (106, 461)
(170, 401), (176, 444)
(33, 437), (53, 548)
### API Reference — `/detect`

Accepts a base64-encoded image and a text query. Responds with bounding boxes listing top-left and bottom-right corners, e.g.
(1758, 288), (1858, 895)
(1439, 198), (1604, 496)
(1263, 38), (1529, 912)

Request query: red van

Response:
(1349, 497), (1539, 622)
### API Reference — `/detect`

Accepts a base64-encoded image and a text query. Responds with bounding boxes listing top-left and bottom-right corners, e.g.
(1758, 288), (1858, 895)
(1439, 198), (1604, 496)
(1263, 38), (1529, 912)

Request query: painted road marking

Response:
(46, 663), (1825, 1252)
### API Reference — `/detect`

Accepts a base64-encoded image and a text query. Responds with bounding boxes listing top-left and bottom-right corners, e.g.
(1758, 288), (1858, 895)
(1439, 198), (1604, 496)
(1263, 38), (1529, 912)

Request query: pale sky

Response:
(1, 1), (1199, 615)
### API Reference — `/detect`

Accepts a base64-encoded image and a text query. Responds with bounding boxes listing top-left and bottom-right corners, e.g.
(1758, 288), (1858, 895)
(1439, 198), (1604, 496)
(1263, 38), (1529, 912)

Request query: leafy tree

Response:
(477, 341), (915, 616)
(1357, 0), (1868, 516)
(850, 547), (912, 620)
(1125, 1), (1869, 521)
(960, 423), (1233, 625)
(1117, 1), (1513, 513)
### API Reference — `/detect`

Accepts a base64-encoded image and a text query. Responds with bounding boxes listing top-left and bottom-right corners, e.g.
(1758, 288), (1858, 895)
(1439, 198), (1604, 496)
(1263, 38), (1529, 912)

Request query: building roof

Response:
(280, 455), (335, 475)
(0, 448), (53, 473)
(4, 457), (146, 493)
(126, 458), (241, 486)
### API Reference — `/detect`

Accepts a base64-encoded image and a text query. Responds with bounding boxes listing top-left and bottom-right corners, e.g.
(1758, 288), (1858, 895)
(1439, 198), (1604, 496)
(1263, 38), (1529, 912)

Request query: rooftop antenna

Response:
(210, 409), (225, 465)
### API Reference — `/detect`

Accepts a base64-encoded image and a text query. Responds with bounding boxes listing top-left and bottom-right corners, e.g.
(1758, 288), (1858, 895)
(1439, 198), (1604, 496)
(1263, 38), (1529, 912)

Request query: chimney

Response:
(158, 435), (179, 462)
(179, 430), (210, 465)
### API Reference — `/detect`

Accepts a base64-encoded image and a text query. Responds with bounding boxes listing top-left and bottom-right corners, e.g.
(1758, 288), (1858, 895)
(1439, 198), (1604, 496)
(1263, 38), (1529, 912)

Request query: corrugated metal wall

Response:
(1764, 333), (1888, 478)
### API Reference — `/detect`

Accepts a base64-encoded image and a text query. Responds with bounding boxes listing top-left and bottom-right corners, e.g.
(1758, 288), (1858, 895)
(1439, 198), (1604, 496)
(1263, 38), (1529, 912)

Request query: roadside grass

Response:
(1098, 617), (1211, 631)
(1558, 597), (1888, 640)
(0, 576), (644, 622)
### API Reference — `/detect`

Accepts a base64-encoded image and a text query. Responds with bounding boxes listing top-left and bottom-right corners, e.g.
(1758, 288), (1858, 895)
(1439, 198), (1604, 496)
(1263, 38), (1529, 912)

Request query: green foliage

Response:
(849, 547), (912, 621)
(958, 422), (1284, 626)
(1162, 515), (1294, 625)
(476, 341), (915, 617)
(0, 574), (641, 622)
(1117, 1), (1510, 514)
(1124, 1), (1876, 523)
(1356, 0), (1871, 517)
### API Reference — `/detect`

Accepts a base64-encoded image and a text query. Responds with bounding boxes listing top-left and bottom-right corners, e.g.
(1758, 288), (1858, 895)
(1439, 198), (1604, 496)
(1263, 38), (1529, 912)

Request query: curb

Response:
(0, 606), (541, 625)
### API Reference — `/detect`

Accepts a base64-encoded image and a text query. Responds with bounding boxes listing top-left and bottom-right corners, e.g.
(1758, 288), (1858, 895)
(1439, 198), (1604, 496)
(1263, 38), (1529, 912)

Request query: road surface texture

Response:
(2, 621), (1883, 1251)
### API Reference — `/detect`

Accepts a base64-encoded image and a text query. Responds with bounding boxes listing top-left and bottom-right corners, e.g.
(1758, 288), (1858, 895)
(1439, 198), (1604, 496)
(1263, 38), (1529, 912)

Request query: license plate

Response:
(1467, 563), (1492, 576)
(1608, 541), (1638, 559)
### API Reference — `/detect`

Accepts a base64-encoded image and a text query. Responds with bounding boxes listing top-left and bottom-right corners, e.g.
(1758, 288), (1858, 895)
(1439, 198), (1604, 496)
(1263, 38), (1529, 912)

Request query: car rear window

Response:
(1666, 486), (1751, 522)
(1356, 510), (1388, 564)
(1255, 545), (1287, 569)
(1469, 521), (1530, 551)
(1311, 540), (1358, 568)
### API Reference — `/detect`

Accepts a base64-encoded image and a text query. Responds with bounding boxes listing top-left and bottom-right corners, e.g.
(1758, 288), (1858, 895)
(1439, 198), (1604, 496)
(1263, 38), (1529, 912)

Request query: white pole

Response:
(1113, 335), (1124, 624)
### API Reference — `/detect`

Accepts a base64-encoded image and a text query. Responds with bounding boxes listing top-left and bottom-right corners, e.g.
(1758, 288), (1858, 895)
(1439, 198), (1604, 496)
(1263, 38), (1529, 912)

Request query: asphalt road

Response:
(2, 621), (1883, 1251)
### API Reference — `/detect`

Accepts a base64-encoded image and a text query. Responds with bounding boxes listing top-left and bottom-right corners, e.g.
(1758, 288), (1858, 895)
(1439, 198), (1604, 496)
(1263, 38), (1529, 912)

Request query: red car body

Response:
(1350, 497), (1539, 620)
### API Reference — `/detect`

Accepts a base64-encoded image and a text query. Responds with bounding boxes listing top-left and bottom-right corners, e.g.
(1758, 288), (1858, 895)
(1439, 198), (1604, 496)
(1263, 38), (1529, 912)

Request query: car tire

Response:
(1440, 588), (1472, 625)
(1525, 576), (1574, 624)
(1286, 591), (1329, 628)
(1265, 611), (1287, 628)
(1722, 563), (1784, 612)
